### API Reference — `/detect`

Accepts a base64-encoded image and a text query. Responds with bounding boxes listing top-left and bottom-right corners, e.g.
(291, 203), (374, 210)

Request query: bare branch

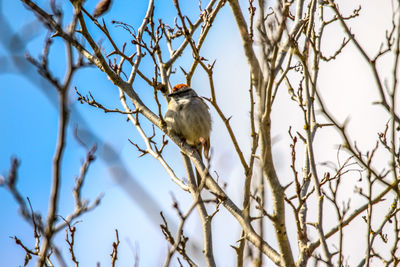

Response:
(110, 229), (120, 267)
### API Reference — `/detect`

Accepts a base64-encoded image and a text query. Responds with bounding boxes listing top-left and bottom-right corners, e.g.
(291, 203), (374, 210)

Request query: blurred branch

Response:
(1, 158), (41, 230)
(20, 0), (98, 65)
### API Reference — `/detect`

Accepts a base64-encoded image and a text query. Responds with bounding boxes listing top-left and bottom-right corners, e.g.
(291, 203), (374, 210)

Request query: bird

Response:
(165, 84), (212, 160)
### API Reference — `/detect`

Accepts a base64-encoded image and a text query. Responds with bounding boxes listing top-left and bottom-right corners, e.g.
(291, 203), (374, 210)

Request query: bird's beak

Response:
(168, 90), (180, 97)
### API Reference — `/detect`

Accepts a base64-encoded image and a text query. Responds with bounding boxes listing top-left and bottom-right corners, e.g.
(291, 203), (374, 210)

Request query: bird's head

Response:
(168, 84), (197, 98)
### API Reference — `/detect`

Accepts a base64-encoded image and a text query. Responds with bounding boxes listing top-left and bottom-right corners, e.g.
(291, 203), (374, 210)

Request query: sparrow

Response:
(165, 84), (211, 159)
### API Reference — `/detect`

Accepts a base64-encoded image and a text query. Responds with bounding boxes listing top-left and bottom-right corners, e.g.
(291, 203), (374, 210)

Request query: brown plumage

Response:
(165, 84), (211, 159)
